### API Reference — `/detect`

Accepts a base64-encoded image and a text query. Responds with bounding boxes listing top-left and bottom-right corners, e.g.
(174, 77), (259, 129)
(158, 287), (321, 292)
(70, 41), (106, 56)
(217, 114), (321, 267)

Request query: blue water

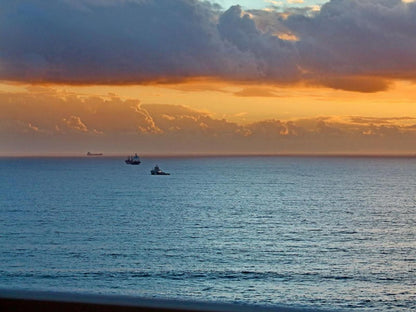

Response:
(0, 156), (415, 311)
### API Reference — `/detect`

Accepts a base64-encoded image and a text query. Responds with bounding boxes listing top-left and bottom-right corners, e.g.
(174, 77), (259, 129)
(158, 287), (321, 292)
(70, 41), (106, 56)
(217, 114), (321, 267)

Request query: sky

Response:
(212, 0), (326, 10)
(1, 0), (416, 155)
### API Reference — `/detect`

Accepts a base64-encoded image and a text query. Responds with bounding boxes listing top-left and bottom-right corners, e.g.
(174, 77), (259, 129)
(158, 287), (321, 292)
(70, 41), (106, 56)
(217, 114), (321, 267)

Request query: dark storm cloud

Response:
(1, 0), (416, 91)
(283, 0), (416, 86)
(0, 0), (239, 83)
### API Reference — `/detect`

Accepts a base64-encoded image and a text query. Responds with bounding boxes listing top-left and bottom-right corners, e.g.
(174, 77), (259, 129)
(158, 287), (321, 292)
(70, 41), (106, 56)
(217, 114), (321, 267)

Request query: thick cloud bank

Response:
(1, 0), (416, 90)
(1, 90), (416, 154)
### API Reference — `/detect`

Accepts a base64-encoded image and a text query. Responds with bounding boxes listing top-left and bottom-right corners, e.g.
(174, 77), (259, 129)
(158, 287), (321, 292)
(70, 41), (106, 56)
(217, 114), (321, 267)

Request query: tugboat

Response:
(151, 165), (170, 175)
(125, 153), (141, 165)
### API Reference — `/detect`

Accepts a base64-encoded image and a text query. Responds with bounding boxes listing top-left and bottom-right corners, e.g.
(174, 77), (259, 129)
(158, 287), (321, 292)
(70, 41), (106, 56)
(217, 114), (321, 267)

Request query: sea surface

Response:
(0, 156), (415, 311)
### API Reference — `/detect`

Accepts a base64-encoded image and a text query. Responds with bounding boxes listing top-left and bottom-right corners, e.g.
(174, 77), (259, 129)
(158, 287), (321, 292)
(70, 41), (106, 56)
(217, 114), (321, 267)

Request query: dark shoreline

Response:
(0, 289), (340, 312)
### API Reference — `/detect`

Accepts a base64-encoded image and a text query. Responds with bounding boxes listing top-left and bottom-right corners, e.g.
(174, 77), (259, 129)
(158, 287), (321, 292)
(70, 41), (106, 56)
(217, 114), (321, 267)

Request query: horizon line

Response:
(1, 152), (416, 158)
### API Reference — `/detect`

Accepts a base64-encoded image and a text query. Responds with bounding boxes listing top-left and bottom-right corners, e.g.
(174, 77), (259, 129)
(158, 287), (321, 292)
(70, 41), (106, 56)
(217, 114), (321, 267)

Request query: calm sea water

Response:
(0, 156), (415, 311)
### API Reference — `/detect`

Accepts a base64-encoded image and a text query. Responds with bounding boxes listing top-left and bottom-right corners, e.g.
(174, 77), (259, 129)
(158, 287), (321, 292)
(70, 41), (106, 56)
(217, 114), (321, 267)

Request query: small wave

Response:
(333, 230), (358, 235)
(160, 270), (288, 281)
(74, 269), (291, 281)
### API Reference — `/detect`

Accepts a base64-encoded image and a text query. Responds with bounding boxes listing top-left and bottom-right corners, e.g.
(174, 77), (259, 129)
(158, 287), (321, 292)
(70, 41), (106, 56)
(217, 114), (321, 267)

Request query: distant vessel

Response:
(87, 152), (103, 156)
(151, 165), (170, 175)
(125, 153), (141, 165)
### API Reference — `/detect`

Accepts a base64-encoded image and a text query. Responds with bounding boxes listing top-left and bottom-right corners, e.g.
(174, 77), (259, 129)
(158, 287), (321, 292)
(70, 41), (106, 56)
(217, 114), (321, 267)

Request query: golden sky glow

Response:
(1, 79), (416, 155)
(1, 0), (416, 155)
(10, 80), (415, 125)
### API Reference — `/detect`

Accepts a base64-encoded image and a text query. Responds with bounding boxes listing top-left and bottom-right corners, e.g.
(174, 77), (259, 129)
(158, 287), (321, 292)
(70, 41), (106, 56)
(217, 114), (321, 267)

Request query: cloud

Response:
(62, 115), (89, 132)
(284, 0), (416, 82)
(2, 0), (416, 91)
(141, 104), (239, 135)
(315, 76), (392, 93)
(0, 89), (160, 135)
(0, 0), (232, 83)
(234, 87), (280, 97)
(1, 90), (416, 154)
(349, 116), (416, 124)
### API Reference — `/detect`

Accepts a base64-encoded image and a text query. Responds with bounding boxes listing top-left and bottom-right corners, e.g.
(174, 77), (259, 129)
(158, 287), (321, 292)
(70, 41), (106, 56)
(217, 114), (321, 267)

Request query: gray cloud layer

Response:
(1, 0), (416, 91)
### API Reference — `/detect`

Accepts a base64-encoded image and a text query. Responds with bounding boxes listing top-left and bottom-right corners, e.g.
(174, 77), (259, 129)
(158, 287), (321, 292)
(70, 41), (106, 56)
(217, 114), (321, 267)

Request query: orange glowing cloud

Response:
(1, 88), (416, 155)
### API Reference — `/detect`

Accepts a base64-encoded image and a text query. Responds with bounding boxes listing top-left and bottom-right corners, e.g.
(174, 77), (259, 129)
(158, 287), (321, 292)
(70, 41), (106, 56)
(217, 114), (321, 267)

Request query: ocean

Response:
(0, 156), (415, 311)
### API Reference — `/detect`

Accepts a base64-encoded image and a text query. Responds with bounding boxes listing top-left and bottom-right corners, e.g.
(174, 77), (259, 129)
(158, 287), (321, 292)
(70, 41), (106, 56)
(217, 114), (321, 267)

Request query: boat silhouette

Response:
(151, 165), (170, 175)
(87, 152), (103, 156)
(125, 153), (141, 165)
